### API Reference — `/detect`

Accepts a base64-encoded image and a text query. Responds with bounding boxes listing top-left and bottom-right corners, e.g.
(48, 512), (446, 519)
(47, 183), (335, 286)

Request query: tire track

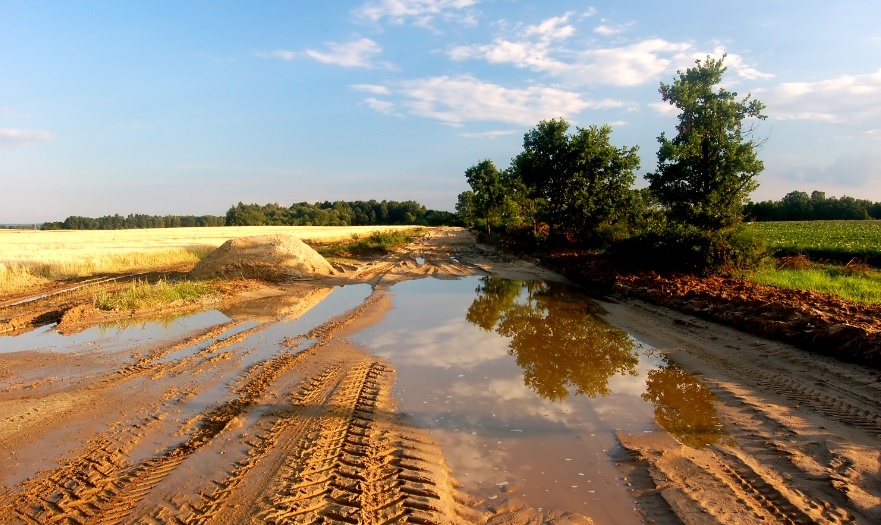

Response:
(669, 318), (881, 437)
(250, 359), (470, 525)
(177, 363), (347, 524)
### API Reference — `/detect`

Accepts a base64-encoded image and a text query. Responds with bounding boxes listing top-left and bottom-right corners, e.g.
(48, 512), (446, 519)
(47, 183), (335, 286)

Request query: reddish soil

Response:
(545, 252), (881, 368)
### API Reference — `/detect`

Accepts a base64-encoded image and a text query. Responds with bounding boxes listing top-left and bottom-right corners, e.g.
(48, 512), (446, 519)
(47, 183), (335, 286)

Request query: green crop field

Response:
(745, 220), (881, 263)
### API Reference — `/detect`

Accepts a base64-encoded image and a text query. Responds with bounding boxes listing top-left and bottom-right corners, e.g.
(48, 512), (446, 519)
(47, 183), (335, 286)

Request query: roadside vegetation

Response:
(745, 260), (881, 304)
(317, 228), (426, 259)
(93, 279), (214, 311)
(457, 55), (768, 275)
(454, 55), (881, 309)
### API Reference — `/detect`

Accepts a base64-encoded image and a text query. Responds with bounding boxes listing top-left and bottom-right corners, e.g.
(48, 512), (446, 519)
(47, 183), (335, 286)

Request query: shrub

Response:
(614, 222), (768, 274)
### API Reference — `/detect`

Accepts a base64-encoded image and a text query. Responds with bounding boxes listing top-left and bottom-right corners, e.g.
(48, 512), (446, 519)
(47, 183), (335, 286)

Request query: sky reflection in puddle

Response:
(356, 276), (705, 522)
(0, 310), (231, 355)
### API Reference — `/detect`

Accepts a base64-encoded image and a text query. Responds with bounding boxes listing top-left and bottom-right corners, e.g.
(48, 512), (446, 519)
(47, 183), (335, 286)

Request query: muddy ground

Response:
(1, 227), (880, 524)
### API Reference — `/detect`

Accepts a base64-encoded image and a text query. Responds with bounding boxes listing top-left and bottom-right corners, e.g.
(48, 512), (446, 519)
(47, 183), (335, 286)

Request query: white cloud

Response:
(350, 83), (391, 95)
(449, 38), (569, 74)
(267, 50), (297, 61)
(393, 75), (622, 126)
(713, 49), (774, 80)
(355, 0), (479, 28)
(593, 19), (635, 36)
(571, 38), (693, 86)
(0, 128), (53, 148)
(524, 12), (576, 41)
(451, 26), (697, 87)
(363, 97), (396, 114)
(648, 101), (678, 115)
(460, 129), (519, 139)
(304, 38), (384, 68)
(581, 7), (598, 19)
(449, 12), (769, 88)
(757, 69), (881, 125)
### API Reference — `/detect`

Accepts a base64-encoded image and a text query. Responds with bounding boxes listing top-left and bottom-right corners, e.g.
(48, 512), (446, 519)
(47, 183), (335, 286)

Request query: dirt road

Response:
(1, 228), (879, 524)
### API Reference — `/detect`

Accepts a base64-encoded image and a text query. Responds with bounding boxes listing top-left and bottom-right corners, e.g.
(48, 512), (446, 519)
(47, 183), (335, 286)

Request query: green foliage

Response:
(646, 55), (766, 230)
(42, 214), (225, 230)
(464, 159), (506, 234)
(93, 279), (213, 311)
(745, 220), (881, 264)
(746, 262), (881, 304)
(225, 200), (450, 227)
(744, 190), (881, 221)
(455, 191), (476, 227)
(317, 228), (424, 258)
(616, 223), (768, 274)
(511, 119), (640, 243)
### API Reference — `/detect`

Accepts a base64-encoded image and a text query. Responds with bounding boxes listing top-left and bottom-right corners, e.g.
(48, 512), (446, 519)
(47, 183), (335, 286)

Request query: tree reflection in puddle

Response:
(642, 363), (730, 448)
(465, 276), (638, 401)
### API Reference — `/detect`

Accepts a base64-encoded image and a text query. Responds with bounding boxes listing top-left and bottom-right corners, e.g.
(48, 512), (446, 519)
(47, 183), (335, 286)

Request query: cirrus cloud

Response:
(355, 0), (480, 29)
(0, 128), (54, 148)
(305, 38), (385, 68)
(261, 38), (388, 68)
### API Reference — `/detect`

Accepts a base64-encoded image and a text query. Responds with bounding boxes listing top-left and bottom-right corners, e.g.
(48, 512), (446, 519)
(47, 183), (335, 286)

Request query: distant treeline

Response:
(41, 214), (226, 230)
(744, 191), (881, 221)
(225, 200), (457, 227)
(40, 200), (458, 230)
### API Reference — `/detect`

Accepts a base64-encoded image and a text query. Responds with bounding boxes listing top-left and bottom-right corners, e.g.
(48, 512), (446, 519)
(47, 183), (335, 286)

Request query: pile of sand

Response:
(189, 234), (335, 282)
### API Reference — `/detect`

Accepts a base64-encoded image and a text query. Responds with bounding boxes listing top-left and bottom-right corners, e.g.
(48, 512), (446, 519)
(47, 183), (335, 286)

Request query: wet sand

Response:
(1, 228), (879, 524)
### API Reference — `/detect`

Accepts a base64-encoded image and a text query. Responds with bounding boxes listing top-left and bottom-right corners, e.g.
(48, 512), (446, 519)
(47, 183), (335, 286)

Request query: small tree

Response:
(464, 159), (506, 234)
(512, 119), (640, 242)
(646, 55), (766, 230)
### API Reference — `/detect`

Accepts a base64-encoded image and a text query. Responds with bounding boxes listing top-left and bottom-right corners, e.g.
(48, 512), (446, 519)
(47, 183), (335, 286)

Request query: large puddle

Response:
(355, 276), (725, 522)
(0, 276), (725, 522)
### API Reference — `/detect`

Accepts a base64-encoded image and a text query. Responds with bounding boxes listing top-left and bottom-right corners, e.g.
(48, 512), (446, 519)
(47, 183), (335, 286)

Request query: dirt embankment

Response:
(1, 227), (880, 524)
(544, 252), (881, 368)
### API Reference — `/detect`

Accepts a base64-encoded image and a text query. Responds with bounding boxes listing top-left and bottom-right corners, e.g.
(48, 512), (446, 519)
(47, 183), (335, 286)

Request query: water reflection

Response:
(465, 277), (638, 401)
(642, 364), (729, 448)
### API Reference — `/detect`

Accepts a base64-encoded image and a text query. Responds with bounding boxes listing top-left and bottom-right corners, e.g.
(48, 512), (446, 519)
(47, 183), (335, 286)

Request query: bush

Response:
(614, 223), (768, 274)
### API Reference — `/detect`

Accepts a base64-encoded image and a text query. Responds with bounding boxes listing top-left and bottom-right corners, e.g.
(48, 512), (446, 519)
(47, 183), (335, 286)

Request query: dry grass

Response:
(0, 225), (415, 296)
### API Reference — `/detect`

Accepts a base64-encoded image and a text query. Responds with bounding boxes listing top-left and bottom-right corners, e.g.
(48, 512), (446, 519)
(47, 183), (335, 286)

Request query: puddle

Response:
(642, 361), (730, 448)
(0, 310), (231, 355)
(0, 284), (372, 361)
(356, 276), (721, 523)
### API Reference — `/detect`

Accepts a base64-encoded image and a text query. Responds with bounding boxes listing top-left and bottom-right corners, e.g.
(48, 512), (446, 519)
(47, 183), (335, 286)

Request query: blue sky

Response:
(2, 1), (880, 223)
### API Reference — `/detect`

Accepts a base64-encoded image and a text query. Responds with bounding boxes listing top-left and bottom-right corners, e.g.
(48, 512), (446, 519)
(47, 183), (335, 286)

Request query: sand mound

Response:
(189, 234), (334, 281)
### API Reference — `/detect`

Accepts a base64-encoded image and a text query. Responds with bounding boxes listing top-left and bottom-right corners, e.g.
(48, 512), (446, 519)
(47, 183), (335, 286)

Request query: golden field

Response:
(0, 225), (414, 295)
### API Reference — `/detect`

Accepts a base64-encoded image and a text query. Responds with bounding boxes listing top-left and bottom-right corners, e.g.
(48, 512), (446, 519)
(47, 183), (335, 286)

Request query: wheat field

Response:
(0, 225), (414, 295)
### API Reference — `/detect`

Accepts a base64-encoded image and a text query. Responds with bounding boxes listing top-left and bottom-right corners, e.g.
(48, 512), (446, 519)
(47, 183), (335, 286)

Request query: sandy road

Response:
(604, 299), (881, 524)
(1, 227), (880, 524)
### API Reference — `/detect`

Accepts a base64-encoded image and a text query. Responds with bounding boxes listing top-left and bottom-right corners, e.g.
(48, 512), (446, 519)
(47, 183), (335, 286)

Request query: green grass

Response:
(745, 220), (881, 263)
(316, 228), (425, 258)
(93, 279), (214, 311)
(745, 263), (881, 304)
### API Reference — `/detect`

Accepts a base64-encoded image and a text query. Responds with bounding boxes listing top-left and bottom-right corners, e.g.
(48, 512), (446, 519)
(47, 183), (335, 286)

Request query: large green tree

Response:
(646, 55), (766, 230)
(512, 119), (640, 242)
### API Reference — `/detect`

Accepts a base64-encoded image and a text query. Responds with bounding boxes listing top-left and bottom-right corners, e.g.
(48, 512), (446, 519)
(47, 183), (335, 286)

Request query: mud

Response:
(1, 227), (880, 524)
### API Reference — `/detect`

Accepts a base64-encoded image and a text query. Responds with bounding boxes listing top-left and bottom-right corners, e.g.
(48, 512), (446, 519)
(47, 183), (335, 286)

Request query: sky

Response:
(2, 1), (880, 223)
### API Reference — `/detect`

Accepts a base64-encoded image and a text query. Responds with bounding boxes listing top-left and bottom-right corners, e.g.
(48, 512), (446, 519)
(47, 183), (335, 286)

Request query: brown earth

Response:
(1, 227), (880, 524)
(189, 234), (336, 281)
